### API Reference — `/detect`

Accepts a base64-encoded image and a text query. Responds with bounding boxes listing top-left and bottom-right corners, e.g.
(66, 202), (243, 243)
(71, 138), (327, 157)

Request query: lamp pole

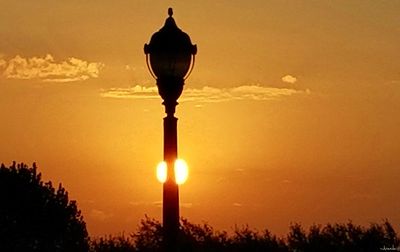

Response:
(144, 8), (197, 251)
(163, 102), (180, 251)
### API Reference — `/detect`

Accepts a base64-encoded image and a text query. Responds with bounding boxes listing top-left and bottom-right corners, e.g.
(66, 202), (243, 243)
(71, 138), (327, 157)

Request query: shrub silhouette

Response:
(91, 217), (399, 251)
(0, 162), (89, 251)
(90, 234), (135, 252)
(287, 221), (399, 252)
(131, 216), (163, 251)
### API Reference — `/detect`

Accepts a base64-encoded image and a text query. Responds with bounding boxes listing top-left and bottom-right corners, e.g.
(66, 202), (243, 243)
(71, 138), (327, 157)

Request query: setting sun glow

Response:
(156, 159), (188, 185)
(156, 161), (167, 183)
(174, 159), (189, 185)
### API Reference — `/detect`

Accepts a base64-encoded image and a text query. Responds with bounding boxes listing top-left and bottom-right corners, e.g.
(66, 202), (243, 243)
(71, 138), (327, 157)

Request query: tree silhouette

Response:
(131, 215), (163, 251)
(287, 221), (399, 252)
(0, 162), (89, 251)
(90, 217), (399, 251)
(90, 234), (135, 252)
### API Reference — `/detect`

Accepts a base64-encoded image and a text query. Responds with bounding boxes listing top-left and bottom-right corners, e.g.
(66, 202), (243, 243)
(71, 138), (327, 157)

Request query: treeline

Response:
(1, 162), (399, 251)
(92, 216), (399, 251)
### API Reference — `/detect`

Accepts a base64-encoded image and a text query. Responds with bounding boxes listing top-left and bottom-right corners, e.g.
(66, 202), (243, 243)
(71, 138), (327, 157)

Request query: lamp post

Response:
(144, 8), (197, 251)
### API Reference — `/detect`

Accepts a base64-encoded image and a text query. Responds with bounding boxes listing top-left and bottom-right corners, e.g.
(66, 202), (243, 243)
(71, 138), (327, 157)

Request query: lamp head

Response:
(144, 8), (197, 108)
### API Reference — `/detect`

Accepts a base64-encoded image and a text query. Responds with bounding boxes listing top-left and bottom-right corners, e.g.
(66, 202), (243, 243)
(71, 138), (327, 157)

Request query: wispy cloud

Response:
(89, 209), (113, 222)
(102, 85), (159, 99)
(130, 201), (194, 208)
(1, 54), (104, 82)
(282, 74), (297, 84)
(181, 202), (193, 208)
(101, 85), (309, 102)
(233, 202), (242, 207)
(152, 201), (162, 208)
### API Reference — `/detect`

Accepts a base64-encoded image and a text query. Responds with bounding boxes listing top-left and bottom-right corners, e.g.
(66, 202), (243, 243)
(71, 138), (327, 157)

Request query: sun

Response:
(174, 159), (189, 185)
(156, 161), (167, 183)
(156, 159), (189, 185)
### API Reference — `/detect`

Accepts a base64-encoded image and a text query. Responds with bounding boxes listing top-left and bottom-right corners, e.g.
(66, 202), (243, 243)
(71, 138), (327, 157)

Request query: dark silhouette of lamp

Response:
(145, 7), (197, 116)
(144, 7), (197, 251)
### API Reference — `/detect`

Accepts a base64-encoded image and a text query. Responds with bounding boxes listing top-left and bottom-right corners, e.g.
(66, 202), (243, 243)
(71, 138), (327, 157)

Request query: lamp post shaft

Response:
(163, 114), (180, 251)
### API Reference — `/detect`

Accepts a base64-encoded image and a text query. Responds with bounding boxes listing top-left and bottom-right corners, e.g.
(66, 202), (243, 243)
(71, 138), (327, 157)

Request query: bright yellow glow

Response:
(174, 159), (189, 185)
(156, 161), (167, 183)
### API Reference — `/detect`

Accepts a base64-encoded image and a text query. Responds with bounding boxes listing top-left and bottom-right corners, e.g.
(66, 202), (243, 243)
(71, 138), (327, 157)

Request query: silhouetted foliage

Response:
(90, 234), (135, 252)
(90, 217), (399, 252)
(287, 220), (400, 252)
(131, 216), (163, 251)
(179, 218), (229, 251)
(228, 225), (287, 252)
(0, 162), (89, 251)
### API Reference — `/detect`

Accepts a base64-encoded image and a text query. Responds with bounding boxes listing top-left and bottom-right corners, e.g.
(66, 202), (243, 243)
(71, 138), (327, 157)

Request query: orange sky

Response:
(0, 1), (399, 236)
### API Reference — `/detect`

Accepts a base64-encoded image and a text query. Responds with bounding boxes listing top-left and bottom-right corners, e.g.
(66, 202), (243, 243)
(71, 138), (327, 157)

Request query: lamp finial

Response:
(168, 8), (173, 17)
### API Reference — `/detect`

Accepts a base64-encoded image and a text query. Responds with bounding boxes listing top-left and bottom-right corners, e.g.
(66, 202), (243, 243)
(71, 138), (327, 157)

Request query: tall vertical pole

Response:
(163, 109), (180, 251)
(144, 8), (196, 251)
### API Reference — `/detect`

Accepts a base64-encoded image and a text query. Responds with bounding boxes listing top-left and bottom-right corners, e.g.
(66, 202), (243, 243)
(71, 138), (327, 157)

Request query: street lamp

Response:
(144, 7), (197, 251)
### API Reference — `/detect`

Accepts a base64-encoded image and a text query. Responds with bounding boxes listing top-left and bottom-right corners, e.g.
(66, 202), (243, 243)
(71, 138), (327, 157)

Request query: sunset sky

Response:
(1, 1), (399, 236)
